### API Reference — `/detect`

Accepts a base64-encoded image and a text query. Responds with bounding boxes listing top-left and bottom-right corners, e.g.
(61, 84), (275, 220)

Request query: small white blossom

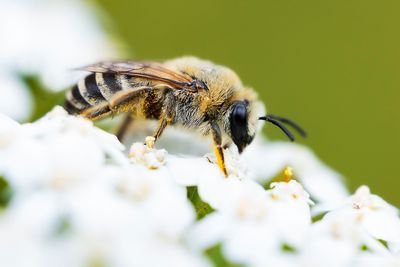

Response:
(190, 179), (313, 266)
(243, 139), (349, 209)
(129, 141), (167, 169)
(293, 185), (400, 267)
(269, 180), (314, 204)
(344, 185), (400, 243)
(297, 208), (391, 267)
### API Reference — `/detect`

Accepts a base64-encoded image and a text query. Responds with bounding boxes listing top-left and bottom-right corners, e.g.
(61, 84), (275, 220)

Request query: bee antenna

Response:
(259, 115), (295, 142)
(266, 114), (307, 138)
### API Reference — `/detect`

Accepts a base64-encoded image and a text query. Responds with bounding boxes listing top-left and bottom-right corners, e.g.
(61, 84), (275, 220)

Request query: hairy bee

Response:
(64, 57), (305, 176)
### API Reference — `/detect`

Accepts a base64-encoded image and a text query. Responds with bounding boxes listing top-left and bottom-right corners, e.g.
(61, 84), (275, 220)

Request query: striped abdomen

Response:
(64, 73), (149, 115)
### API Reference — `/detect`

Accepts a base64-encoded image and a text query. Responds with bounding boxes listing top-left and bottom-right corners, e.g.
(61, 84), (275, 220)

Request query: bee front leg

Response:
(210, 121), (228, 177)
(153, 118), (168, 142)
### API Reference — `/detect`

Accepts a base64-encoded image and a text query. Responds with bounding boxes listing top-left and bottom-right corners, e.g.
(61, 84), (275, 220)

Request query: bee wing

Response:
(81, 61), (208, 92)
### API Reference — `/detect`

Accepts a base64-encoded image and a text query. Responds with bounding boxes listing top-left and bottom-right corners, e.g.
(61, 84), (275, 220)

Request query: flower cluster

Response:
(0, 107), (399, 267)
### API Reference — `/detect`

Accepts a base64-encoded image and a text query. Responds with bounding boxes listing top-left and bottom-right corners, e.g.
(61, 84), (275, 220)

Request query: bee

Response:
(64, 57), (306, 176)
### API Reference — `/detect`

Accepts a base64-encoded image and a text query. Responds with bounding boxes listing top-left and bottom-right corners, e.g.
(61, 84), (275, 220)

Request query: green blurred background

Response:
(96, 0), (400, 205)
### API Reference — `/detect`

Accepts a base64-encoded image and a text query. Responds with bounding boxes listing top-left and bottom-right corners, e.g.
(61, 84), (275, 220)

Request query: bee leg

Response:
(80, 102), (111, 120)
(116, 114), (134, 141)
(151, 92), (176, 144)
(153, 118), (168, 142)
(210, 121), (228, 177)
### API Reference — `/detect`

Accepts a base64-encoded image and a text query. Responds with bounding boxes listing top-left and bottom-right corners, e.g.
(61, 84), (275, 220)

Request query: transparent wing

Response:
(81, 61), (208, 92)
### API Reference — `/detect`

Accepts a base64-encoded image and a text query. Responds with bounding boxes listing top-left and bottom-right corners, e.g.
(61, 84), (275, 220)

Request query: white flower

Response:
(354, 253), (400, 267)
(0, 0), (118, 91)
(344, 185), (400, 243)
(166, 155), (222, 186)
(297, 208), (392, 267)
(110, 237), (211, 267)
(0, 191), (68, 267)
(1, 107), (125, 193)
(36, 107), (126, 164)
(0, 0), (119, 121)
(112, 165), (196, 238)
(242, 139), (349, 209)
(294, 185), (400, 267)
(388, 242), (400, 255)
(0, 70), (32, 121)
(129, 141), (167, 169)
(190, 179), (313, 266)
(2, 130), (104, 192)
(0, 112), (21, 149)
(266, 180), (313, 246)
(269, 179), (314, 204)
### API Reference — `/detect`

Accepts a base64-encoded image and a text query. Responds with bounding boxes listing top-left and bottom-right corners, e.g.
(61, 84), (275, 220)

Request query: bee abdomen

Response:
(64, 73), (124, 114)
(95, 72), (124, 100)
(80, 73), (106, 105)
(64, 84), (91, 114)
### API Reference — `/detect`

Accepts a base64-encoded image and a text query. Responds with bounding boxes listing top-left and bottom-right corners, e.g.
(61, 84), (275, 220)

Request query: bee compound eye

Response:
(232, 102), (247, 125)
(230, 101), (250, 152)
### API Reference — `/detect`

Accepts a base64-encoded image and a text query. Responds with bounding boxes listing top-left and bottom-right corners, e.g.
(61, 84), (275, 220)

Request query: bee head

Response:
(229, 100), (256, 153)
(228, 100), (307, 153)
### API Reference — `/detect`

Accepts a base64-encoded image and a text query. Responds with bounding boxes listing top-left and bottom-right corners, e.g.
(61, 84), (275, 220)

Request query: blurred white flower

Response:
(0, 0), (118, 90)
(299, 211), (371, 267)
(166, 155), (222, 186)
(294, 185), (400, 267)
(34, 106), (126, 164)
(0, 0), (119, 120)
(0, 70), (33, 121)
(0, 106), (125, 193)
(340, 185), (400, 243)
(113, 166), (195, 238)
(354, 253), (400, 267)
(0, 112), (22, 149)
(243, 139), (349, 210)
(190, 179), (313, 266)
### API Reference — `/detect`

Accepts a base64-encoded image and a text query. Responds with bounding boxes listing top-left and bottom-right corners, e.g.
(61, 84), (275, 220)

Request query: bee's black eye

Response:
(230, 101), (252, 153)
(232, 102), (247, 126)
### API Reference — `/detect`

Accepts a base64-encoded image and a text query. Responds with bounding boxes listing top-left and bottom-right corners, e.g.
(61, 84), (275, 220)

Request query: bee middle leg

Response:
(210, 121), (228, 177)
(150, 91), (176, 145)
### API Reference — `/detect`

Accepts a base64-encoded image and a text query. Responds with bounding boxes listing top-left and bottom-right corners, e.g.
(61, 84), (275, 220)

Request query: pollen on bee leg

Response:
(145, 136), (156, 149)
(212, 144), (228, 177)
